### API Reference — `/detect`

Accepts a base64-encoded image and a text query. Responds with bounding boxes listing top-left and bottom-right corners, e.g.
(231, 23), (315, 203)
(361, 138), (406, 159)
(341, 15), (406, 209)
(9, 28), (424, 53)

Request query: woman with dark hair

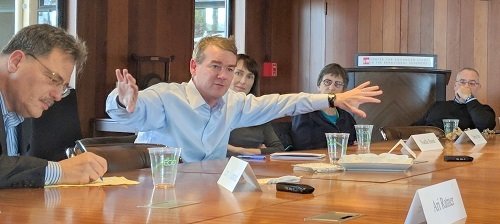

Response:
(291, 63), (357, 150)
(227, 54), (285, 155)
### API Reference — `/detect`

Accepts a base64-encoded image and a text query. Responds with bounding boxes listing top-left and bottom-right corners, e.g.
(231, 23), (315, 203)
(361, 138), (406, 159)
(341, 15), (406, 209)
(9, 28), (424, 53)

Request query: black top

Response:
(228, 122), (285, 155)
(413, 100), (496, 131)
(291, 108), (357, 150)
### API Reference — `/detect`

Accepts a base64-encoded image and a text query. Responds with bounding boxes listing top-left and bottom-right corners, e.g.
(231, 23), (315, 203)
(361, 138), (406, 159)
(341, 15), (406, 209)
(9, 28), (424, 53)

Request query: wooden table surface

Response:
(0, 135), (498, 223)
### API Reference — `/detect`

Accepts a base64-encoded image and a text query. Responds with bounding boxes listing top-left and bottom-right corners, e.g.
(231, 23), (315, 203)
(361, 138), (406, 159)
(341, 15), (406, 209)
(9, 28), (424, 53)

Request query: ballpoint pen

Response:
(75, 140), (104, 182)
(237, 155), (266, 160)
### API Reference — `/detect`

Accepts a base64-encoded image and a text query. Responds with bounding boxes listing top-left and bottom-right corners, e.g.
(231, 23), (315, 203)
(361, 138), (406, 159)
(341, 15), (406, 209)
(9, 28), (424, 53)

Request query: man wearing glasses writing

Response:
(0, 24), (107, 188)
(413, 68), (496, 131)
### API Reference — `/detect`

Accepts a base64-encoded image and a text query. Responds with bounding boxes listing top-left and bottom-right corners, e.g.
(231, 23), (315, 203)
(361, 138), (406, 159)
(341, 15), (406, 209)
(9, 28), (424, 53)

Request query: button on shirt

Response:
(0, 92), (61, 185)
(106, 80), (328, 162)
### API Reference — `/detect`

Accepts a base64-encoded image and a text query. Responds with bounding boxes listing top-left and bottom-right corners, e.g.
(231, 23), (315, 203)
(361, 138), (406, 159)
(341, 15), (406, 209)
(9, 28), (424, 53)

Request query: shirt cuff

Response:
(116, 96), (126, 108)
(44, 161), (62, 186)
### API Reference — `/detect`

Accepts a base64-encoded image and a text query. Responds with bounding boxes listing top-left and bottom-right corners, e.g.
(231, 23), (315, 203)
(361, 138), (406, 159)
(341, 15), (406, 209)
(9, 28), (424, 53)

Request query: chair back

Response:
(379, 126), (445, 141)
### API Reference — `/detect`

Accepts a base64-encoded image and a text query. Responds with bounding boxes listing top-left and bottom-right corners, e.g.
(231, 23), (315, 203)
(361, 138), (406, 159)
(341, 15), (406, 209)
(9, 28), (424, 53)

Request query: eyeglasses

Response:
(322, 79), (344, 88)
(456, 79), (480, 87)
(26, 53), (71, 98)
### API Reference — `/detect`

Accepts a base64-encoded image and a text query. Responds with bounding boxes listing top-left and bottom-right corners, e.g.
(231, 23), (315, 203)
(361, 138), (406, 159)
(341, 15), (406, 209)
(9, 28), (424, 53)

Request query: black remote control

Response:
(444, 155), (473, 162)
(276, 182), (315, 194)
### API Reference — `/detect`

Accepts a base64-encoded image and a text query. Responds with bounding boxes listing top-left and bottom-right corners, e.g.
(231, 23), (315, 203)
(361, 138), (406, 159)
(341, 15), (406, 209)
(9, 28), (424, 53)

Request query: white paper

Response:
(217, 157), (262, 192)
(455, 129), (487, 145)
(407, 133), (443, 151)
(405, 179), (467, 224)
(270, 152), (326, 160)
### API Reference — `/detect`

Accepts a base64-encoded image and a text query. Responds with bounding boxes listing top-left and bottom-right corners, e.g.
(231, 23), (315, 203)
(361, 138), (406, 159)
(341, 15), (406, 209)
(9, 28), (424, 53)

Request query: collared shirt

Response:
(0, 92), (61, 185)
(106, 80), (328, 162)
(454, 95), (477, 104)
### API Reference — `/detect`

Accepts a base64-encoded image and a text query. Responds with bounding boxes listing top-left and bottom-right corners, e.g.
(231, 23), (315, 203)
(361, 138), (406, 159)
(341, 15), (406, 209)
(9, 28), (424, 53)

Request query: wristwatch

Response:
(328, 93), (336, 108)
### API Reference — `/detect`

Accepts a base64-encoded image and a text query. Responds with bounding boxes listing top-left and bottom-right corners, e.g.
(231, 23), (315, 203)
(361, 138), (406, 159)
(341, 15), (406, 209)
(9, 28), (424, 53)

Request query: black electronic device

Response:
(276, 182), (315, 194)
(444, 155), (474, 162)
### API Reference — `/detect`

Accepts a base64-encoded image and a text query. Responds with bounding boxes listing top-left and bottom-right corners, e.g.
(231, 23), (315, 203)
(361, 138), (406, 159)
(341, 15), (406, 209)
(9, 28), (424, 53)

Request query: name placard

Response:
(217, 157), (261, 192)
(405, 179), (467, 224)
(455, 129), (487, 145)
(407, 133), (444, 151)
(387, 139), (417, 159)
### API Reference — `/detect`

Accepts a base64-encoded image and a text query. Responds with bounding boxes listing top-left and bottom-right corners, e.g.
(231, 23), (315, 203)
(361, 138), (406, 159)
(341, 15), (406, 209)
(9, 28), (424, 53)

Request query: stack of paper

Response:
(270, 152), (326, 160)
(293, 163), (344, 173)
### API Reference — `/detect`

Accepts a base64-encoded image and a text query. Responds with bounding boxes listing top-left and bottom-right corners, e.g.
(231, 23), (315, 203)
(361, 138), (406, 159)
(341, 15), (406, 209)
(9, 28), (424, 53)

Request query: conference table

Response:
(1, 135), (499, 223)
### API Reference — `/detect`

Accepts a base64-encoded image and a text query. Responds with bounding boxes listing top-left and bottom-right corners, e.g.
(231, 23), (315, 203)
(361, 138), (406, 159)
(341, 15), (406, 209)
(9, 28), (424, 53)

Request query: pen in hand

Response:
(75, 140), (104, 182)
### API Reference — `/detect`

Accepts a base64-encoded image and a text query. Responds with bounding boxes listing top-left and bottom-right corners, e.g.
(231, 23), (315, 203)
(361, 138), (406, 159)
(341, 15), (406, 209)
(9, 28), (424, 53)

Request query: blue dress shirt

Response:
(106, 80), (328, 162)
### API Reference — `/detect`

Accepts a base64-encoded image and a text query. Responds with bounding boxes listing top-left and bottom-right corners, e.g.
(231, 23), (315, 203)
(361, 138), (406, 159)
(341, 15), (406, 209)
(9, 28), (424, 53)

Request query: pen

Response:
(237, 155), (266, 160)
(75, 140), (104, 182)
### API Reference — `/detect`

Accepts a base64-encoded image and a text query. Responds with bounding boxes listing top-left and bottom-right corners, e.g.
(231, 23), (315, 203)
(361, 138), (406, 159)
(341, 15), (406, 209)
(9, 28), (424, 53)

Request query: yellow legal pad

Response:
(45, 176), (140, 188)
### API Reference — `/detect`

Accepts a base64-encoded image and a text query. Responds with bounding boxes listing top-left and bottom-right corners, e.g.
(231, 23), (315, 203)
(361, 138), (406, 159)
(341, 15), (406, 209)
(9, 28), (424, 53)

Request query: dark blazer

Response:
(291, 109), (357, 150)
(0, 112), (47, 188)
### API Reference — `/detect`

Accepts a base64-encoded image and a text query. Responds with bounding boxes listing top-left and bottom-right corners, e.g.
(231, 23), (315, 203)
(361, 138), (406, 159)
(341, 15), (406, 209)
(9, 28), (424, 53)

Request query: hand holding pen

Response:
(59, 142), (107, 184)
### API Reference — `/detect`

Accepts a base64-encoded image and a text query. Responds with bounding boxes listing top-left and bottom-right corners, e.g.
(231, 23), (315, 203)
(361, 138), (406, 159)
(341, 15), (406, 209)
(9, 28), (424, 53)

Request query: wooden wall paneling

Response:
(433, 0), (447, 69)
(269, 1), (296, 94)
(394, 0), (401, 53)
(76, 0), (107, 137)
(358, 0), (371, 53)
(407, 0), (421, 53)
(327, 0), (358, 67)
(298, 0), (312, 93)
(155, 0), (193, 83)
(488, 1), (500, 127)
(400, 0), (409, 53)
(104, 0), (128, 121)
(473, 0), (488, 103)
(419, 0), (434, 54)
(459, 0), (475, 69)
(446, 0), (460, 99)
(369, 0), (383, 52)
(244, 0), (266, 71)
(290, 1), (300, 93)
(382, 0), (397, 53)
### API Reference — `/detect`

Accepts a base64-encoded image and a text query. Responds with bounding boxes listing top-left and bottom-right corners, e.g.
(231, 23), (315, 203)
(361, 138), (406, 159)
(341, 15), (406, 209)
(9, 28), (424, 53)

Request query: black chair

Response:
(25, 89), (160, 172)
(23, 89), (82, 161)
(379, 126), (445, 141)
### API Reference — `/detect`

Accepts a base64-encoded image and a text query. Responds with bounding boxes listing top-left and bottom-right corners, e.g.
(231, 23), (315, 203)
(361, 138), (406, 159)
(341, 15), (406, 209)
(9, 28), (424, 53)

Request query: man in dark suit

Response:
(0, 24), (107, 188)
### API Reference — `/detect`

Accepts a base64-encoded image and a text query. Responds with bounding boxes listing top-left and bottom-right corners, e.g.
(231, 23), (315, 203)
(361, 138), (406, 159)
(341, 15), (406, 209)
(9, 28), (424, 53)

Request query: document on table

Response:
(45, 176), (140, 188)
(270, 152), (326, 160)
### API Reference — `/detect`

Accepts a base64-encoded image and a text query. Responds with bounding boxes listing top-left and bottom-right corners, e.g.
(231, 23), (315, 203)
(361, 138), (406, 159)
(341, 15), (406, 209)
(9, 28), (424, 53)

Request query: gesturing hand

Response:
(116, 69), (139, 112)
(334, 81), (383, 118)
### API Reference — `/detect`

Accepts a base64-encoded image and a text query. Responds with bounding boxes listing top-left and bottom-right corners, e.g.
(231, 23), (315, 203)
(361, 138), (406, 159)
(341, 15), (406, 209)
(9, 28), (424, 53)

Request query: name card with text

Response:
(405, 179), (467, 224)
(407, 133), (444, 151)
(455, 129), (487, 145)
(217, 156), (262, 192)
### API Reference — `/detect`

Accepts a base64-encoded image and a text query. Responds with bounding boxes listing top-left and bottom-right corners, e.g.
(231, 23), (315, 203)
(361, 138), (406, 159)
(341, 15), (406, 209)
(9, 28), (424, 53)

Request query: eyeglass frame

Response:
(26, 53), (71, 98)
(322, 79), (345, 88)
(455, 79), (480, 87)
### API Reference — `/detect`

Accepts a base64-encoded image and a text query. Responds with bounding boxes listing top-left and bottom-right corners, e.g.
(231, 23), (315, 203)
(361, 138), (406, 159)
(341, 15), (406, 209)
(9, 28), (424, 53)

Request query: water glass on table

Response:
(442, 119), (459, 140)
(148, 147), (182, 188)
(354, 124), (373, 154)
(325, 133), (350, 165)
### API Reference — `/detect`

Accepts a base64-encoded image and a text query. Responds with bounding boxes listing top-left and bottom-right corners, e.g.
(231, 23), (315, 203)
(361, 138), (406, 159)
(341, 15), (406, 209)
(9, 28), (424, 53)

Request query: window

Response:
(38, 0), (65, 28)
(0, 0), (15, 47)
(194, 0), (230, 44)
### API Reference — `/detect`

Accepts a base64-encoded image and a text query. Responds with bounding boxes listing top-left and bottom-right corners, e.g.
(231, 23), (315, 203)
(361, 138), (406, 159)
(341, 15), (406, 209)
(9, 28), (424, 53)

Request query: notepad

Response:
(45, 176), (140, 188)
(270, 152), (326, 160)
